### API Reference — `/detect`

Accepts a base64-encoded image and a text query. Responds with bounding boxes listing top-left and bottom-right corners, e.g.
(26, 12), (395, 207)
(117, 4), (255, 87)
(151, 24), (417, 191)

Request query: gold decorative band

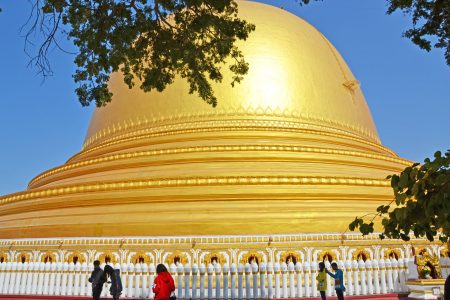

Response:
(1, 175), (390, 205)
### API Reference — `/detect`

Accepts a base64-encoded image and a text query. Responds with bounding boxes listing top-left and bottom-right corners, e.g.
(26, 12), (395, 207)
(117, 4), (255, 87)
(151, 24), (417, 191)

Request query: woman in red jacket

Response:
(153, 264), (175, 300)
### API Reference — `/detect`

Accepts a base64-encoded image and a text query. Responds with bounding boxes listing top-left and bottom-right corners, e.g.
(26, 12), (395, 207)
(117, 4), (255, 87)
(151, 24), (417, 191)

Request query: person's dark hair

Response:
(93, 260), (101, 267)
(318, 262), (325, 271)
(331, 262), (338, 270)
(156, 264), (168, 274)
(104, 264), (114, 276)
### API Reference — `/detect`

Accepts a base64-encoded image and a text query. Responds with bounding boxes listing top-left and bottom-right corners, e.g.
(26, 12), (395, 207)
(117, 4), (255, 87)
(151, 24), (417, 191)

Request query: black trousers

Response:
(319, 291), (326, 299)
(92, 287), (103, 300)
(335, 289), (344, 300)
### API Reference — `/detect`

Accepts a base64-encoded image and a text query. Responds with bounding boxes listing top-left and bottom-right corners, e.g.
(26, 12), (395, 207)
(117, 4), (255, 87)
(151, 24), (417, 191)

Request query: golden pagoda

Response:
(0, 3), (443, 293)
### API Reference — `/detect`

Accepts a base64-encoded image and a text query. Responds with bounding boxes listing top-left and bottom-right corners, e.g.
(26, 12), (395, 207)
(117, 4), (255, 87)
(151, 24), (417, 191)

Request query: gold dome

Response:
(0, 1), (411, 238)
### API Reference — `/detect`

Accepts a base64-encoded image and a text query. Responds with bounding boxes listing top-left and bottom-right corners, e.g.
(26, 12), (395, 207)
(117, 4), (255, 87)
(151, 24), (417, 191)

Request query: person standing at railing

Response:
(316, 262), (327, 300)
(104, 264), (123, 300)
(88, 260), (107, 300)
(153, 264), (176, 300)
(445, 273), (450, 300)
(326, 262), (345, 300)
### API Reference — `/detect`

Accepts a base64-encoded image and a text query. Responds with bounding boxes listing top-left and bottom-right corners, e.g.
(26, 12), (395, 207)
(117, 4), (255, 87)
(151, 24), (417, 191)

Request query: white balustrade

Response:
(0, 255), (439, 298)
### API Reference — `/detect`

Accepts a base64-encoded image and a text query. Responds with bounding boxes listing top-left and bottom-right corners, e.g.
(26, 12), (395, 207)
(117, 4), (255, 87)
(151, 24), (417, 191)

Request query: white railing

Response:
(0, 258), (409, 298)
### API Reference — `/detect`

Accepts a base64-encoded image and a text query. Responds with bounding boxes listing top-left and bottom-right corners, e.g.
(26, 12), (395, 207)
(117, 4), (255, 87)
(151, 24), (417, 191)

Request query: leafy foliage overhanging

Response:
(27, 0), (257, 107)
(349, 150), (450, 243)
(22, 0), (450, 107)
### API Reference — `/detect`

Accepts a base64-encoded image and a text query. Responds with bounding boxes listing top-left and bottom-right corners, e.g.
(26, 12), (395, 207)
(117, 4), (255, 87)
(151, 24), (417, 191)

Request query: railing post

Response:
(288, 261), (295, 298)
(149, 264), (156, 299)
(245, 263), (252, 299)
(0, 262), (5, 294)
(135, 263), (142, 298)
(142, 263), (149, 298)
(121, 262), (128, 298)
(21, 262), (29, 294)
(230, 264), (237, 300)
(207, 263), (214, 299)
(126, 262), (134, 297)
(80, 262), (87, 296)
(54, 262), (62, 295)
(274, 262), (281, 298)
(252, 262), (258, 299)
(267, 263), (274, 299)
(215, 263), (222, 299)
(192, 264), (199, 300)
(3, 262), (12, 294)
(398, 258), (406, 292)
(68, 262), (76, 296)
(14, 261), (23, 295)
(200, 263), (206, 300)
(386, 259), (393, 292)
(48, 262), (56, 295)
(281, 262), (288, 298)
(344, 260), (353, 296)
(26, 262), (34, 295)
(295, 262), (303, 298)
(36, 262), (45, 295)
(366, 260), (373, 294)
(325, 260), (332, 296)
(223, 264), (230, 300)
(259, 262), (266, 299)
(352, 260), (359, 295)
(372, 259), (380, 294)
(237, 263), (244, 300)
(379, 259), (387, 294)
(183, 264), (190, 300)
(311, 262), (317, 298)
(391, 258), (400, 292)
(8, 262), (17, 294)
(358, 260), (367, 295)
(303, 261), (310, 297)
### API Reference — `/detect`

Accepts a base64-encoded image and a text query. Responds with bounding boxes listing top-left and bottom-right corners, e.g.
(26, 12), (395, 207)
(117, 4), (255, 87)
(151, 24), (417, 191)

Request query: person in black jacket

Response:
(88, 260), (106, 300)
(445, 273), (450, 300)
(104, 264), (123, 300)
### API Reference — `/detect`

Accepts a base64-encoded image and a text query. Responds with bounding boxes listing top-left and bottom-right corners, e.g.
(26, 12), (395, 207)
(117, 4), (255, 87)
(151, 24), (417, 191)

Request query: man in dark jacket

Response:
(88, 260), (106, 300)
(445, 273), (450, 300)
(104, 264), (123, 300)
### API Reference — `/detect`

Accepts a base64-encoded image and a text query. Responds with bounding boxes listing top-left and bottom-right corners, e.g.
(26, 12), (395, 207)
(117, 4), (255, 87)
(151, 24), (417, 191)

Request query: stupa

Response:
(0, 2), (444, 299)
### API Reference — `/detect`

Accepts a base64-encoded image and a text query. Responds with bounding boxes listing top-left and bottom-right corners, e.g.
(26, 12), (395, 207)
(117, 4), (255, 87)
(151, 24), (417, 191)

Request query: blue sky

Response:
(0, 0), (449, 196)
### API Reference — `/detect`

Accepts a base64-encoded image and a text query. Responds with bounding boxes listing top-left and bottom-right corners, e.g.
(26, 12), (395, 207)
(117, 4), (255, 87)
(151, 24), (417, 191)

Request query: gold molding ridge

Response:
(29, 145), (411, 188)
(72, 122), (394, 163)
(2, 175), (390, 205)
(82, 108), (380, 150)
